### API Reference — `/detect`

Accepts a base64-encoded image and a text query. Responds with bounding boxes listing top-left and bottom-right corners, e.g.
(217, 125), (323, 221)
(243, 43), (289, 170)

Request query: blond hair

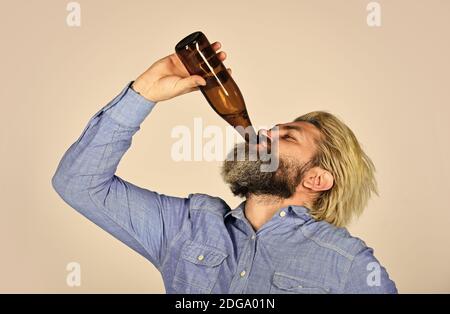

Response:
(294, 111), (378, 227)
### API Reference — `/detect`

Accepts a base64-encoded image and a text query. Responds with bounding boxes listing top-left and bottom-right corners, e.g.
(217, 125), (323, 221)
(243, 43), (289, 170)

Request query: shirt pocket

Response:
(172, 241), (228, 294)
(270, 272), (330, 294)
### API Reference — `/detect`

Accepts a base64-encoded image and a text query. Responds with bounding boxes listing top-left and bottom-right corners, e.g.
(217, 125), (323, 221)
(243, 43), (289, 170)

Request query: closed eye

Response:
(282, 134), (297, 142)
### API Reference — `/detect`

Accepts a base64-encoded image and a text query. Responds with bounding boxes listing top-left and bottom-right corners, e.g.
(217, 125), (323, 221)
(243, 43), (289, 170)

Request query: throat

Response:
(243, 193), (307, 231)
(244, 195), (285, 231)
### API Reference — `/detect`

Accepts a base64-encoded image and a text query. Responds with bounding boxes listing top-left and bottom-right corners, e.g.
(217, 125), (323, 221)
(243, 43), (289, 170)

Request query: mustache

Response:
(230, 139), (274, 162)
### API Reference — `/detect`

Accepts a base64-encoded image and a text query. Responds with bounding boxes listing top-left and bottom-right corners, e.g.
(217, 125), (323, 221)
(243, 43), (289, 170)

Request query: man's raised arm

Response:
(52, 43), (227, 269)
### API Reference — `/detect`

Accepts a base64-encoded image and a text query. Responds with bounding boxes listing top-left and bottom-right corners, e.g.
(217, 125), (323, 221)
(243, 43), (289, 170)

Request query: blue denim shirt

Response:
(52, 83), (398, 294)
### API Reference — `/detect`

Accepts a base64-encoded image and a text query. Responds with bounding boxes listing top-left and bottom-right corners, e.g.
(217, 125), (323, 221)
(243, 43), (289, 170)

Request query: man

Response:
(52, 40), (397, 293)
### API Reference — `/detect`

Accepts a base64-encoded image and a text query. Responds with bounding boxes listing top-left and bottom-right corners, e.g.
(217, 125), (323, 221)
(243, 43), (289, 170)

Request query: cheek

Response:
(277, 142), (306, 161)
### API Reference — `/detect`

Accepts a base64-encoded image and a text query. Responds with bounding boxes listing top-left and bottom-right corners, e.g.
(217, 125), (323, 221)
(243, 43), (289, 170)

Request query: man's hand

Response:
(132, 41), (230, 103)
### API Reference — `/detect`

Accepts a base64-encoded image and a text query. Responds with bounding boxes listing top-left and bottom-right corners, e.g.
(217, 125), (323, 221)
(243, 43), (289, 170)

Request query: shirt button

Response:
(251, 235), (256, 240)
(197, 255), (204, 261)
(279, 211), (286, 217)
(240, 270), (246, 277)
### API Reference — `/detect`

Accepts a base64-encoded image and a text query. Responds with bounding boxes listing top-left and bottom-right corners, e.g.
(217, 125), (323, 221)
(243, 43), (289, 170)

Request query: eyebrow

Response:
(274, 124), (303, 132)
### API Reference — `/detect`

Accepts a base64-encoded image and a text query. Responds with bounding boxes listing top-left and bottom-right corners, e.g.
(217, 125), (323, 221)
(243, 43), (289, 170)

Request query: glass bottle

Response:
(175, 31), (257, 142)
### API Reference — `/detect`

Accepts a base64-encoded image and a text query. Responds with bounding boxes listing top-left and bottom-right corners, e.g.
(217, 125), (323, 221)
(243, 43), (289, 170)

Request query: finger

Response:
(217, 51), (227, 61)
(174, 75), (206, 95)
(194, 75), (206, 86)
(179, 86), (200, 96)
(211, 41), (221, 52)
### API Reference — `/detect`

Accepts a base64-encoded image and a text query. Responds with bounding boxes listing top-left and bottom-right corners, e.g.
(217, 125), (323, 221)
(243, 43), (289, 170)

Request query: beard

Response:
(221, 142), (313, 199)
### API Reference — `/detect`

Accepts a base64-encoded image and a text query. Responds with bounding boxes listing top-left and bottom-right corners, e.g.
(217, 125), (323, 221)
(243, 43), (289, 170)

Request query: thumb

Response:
(174, 75), (206, 95)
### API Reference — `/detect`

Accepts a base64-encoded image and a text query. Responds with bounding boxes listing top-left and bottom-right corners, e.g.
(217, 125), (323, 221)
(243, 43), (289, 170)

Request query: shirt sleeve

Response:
(343, 247), (398, 294)
(52, 82), (190, 270)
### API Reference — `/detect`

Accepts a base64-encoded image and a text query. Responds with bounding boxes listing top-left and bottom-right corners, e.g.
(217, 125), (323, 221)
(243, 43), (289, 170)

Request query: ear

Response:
(301, 167), (334, 192)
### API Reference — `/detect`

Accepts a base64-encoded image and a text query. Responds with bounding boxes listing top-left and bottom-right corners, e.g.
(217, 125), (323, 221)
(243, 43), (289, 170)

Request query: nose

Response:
(258, 129), (271, 140)
(267, 125), (282, 140)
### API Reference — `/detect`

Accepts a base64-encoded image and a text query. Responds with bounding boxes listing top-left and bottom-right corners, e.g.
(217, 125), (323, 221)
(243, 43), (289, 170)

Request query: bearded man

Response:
(52, 40), (397, 294)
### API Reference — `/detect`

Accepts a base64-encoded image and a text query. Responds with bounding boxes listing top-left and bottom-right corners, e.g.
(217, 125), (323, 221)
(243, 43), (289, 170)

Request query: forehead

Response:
(281, 120), (323, 141)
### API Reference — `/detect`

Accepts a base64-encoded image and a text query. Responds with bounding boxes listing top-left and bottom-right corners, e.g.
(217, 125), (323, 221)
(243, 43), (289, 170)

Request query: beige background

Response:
(1, 0), (449, 293)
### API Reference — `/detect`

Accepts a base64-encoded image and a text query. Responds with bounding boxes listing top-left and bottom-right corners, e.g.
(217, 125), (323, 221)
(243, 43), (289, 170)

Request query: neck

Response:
(244, 193), (305, 231)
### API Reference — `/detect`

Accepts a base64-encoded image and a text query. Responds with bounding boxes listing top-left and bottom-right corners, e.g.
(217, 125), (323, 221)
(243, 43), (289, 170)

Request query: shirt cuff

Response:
(104, 81), (156, 128)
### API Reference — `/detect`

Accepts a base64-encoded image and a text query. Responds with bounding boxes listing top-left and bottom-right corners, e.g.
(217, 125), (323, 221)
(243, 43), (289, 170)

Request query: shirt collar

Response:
(224, 200), (246, 220)
(225, 200), (312, 222)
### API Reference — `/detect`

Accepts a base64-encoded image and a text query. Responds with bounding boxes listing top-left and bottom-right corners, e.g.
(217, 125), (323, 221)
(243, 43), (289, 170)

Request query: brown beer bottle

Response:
(175, 31), (257, 142)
